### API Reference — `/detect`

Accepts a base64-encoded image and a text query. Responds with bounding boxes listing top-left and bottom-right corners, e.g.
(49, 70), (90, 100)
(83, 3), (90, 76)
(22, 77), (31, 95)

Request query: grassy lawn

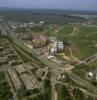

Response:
(70, 39), (97, 59)
(57, 25), (74, 35)
(78, 26), (97, 37)
(42, 24), (74, 38)
(52, 25), (74, 40)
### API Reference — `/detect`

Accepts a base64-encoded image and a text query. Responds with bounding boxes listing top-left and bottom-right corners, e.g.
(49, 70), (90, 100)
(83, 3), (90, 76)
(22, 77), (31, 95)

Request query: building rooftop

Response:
(8, 69), (22, 91)
(15, 64), (26, 74)
(20, 73), (39, 90)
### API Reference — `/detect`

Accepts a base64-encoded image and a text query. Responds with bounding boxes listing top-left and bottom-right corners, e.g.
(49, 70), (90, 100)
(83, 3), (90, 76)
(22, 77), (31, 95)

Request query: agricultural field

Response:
(70, 39), (97, 59)
(69, 26), (97, 60)
(43, 24), (74, 38)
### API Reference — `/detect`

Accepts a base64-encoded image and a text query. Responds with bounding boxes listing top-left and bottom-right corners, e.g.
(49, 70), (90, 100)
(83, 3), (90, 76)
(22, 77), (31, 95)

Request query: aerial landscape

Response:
(0, 0), (97, 100)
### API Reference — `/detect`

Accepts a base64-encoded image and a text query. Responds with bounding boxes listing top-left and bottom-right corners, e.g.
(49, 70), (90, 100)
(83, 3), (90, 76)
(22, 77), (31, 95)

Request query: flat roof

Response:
(15, 64), (26, 74)
(8, 69), (22, 90)
(21, 73), (37, 90)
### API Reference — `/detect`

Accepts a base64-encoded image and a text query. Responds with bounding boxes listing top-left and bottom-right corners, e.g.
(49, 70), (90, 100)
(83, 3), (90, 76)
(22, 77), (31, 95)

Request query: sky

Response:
(0, 0), (97, 11)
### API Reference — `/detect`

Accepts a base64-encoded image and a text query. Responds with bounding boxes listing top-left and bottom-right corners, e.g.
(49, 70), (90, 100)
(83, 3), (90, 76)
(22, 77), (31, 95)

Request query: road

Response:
(51, 75), (56, 100)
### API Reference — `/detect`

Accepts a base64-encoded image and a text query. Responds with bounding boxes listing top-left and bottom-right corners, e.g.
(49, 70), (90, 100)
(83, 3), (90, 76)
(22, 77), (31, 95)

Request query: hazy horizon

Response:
(0, 0), (97, 11)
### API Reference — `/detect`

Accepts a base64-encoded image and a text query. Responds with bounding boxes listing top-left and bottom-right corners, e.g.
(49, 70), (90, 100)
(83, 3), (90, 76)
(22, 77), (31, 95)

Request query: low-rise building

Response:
(23, 63), (34, 70)
(7, 69), (22, 91)
(9, 60), (22, 66)
(36, 67), (48, 80)
(0, 57), (7, 65)
(86, 68), (97, 80)
(15, 64), (26, 74)
(20, 73), (39, 91)
(15, 64), (40, 91)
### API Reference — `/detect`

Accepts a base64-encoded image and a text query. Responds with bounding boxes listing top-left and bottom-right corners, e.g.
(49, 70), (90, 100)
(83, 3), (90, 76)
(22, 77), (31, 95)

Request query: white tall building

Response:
(50, 41), (64, 55)
(57, 41), (64, 51)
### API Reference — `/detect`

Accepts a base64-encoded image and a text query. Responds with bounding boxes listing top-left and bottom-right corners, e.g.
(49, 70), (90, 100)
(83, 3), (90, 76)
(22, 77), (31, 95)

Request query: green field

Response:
(57, 25), (74, 35)
(78, 26), (97, 37)
(70, 26), (97, 59)
(70, 39), (97, 59)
